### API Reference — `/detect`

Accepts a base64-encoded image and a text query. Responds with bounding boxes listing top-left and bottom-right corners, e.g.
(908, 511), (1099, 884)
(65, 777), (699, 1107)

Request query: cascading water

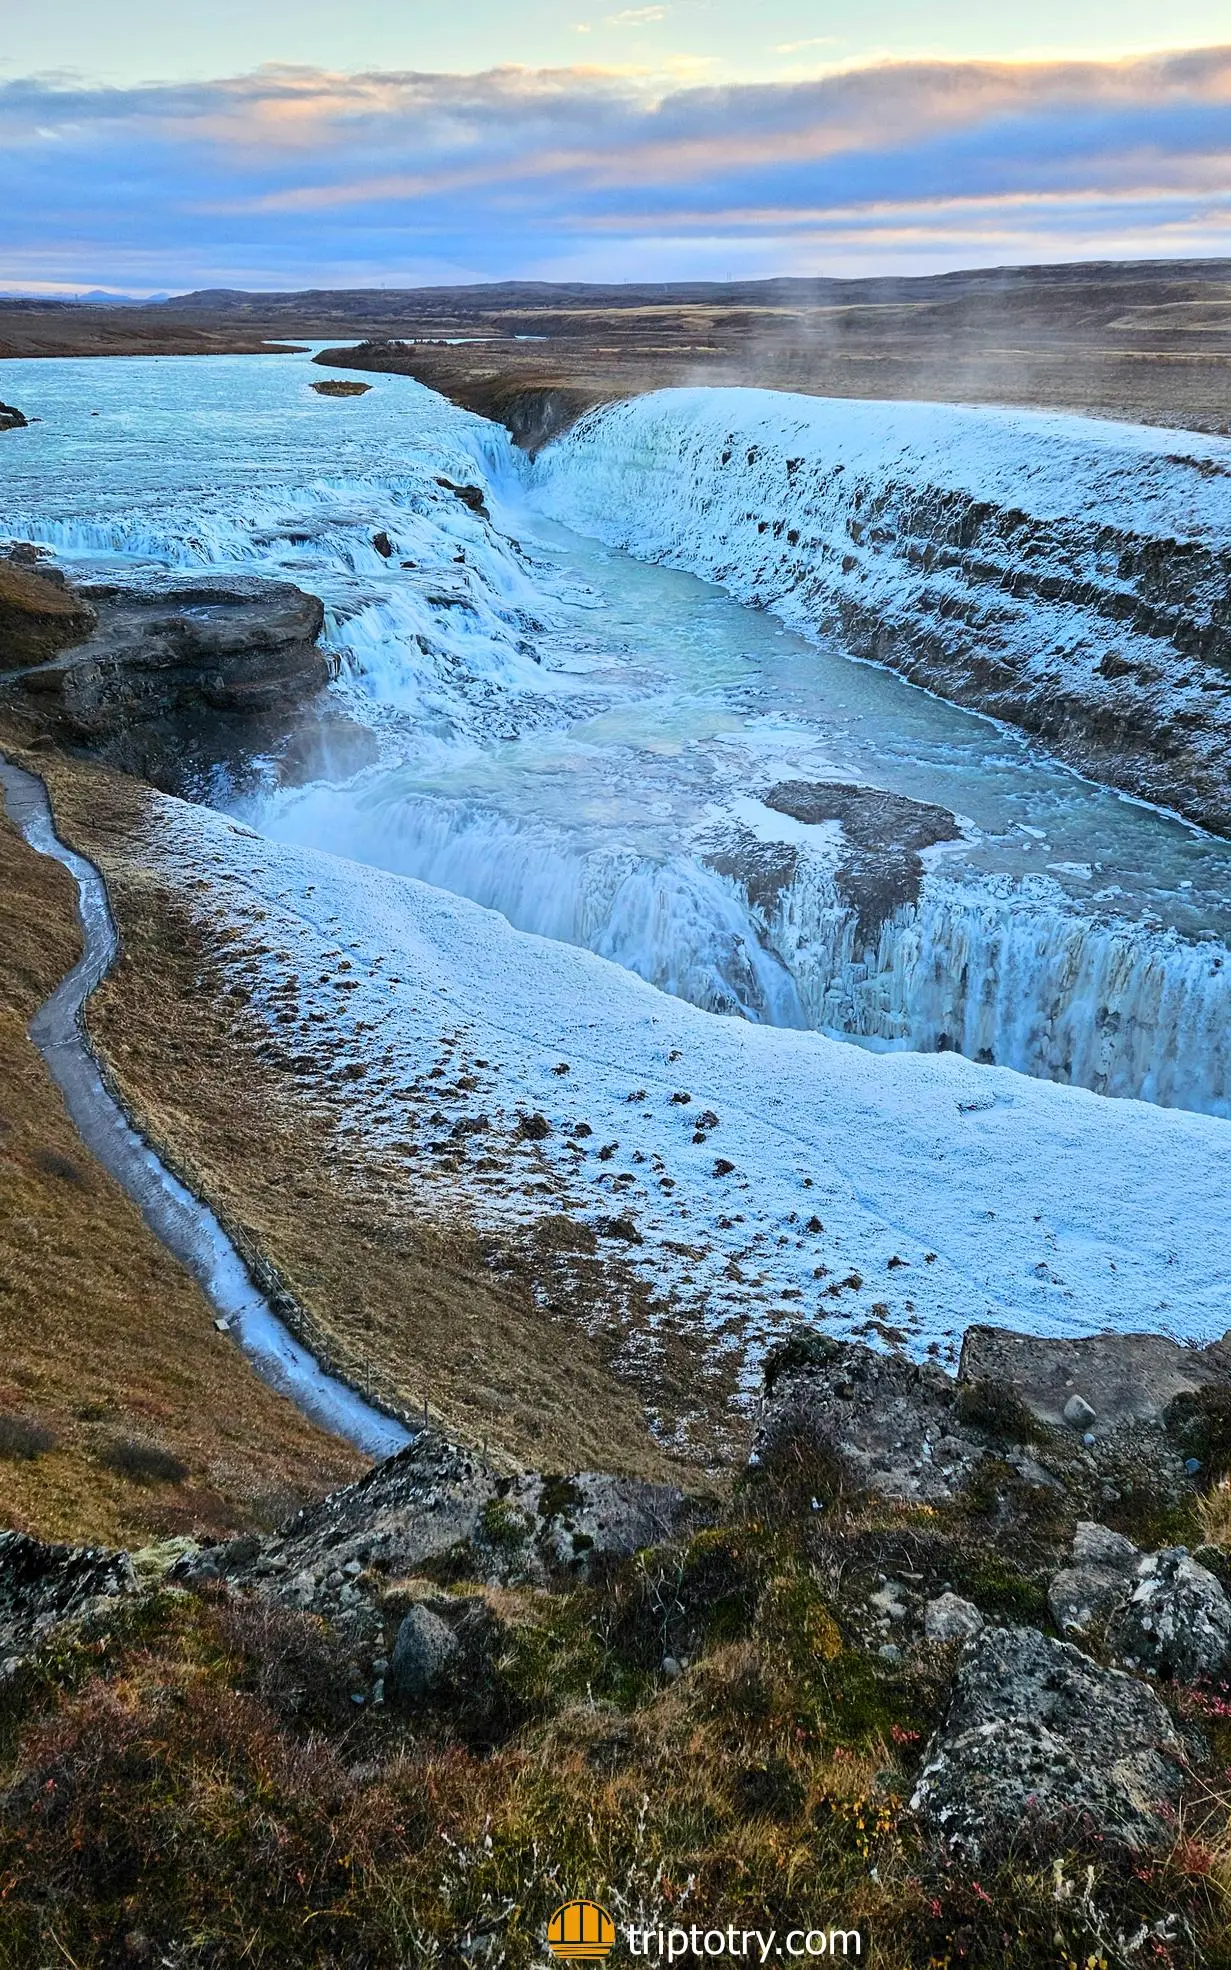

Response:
(6, 348), (1231, 1119)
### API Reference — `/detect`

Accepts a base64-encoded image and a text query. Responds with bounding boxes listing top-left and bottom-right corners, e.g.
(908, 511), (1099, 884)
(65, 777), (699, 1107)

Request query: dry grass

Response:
(1198, 1480), (1231, 1550)
(0, 734), (364, 1546)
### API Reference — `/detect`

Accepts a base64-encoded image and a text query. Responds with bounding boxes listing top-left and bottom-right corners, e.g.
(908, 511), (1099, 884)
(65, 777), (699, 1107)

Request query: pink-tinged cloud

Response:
(1, 47), (1230, 289)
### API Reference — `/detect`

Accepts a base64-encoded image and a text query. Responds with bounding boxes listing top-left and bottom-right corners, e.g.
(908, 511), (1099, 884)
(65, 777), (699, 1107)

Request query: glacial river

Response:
(4, 345), (1230, 1117)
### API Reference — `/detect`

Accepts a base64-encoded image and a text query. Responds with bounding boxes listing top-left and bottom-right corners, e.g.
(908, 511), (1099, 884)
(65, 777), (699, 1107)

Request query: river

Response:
(4, 345), (1230, 1119)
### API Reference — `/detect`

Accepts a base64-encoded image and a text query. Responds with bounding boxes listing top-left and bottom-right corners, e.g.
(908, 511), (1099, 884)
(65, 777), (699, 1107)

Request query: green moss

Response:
(948, 1551), (1049, 1623)
(803, 1648), (936, 1750)
(478, 1498), (531, 1553)
(536, 1474), (584, 1521)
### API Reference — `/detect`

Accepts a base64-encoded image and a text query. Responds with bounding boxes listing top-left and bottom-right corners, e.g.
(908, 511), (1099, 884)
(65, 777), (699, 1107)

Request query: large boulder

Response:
(1049, 1523), (1231, 1682)
(0, 401), (26, 431)
(386, 1603), (461, 1706)
(1108, 1548), (1231, 1683)
(0, 1530), (136, 1680)
(185, 1432), (699, 1601)
(911, 1625), (1192, 1859)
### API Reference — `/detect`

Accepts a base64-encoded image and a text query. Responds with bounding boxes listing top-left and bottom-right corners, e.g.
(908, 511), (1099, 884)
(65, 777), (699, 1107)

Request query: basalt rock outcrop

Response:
(0, 548), (337, 790)
(764, 779), (961, 939)
(0, 1530), (136, 1682)
(0, 401), (28, 431)
(754, 1321), (1231, 1514)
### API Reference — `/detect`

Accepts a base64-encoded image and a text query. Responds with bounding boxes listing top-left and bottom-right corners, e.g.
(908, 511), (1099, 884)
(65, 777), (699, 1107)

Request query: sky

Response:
(1, 1), (1230, 293)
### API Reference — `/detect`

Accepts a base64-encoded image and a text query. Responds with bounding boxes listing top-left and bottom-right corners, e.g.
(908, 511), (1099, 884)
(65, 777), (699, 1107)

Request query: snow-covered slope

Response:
(144, 791), (1230, 1416)
(530, 389), (1231, 832)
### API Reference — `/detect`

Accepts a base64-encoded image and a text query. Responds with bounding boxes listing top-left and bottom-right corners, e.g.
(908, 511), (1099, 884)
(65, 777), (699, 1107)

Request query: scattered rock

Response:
(924, 1592), (984, 1644)
(386, 1603), (461, 1706)
(372, 531), (394, 557)
(516, 1112), (552, 1141)
(911, 1625), (1192, 1858)
(1063, 1393), (1097, 1429)
(596, 1214), (643, 1244)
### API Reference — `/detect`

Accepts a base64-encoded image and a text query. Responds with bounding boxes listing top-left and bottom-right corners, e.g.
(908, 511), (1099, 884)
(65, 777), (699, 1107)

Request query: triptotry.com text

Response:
(626, 1926), (861, 1960)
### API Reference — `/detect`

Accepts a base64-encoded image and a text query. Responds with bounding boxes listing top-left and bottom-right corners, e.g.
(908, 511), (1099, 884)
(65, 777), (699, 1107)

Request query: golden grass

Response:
(0, 739), (364, 1546)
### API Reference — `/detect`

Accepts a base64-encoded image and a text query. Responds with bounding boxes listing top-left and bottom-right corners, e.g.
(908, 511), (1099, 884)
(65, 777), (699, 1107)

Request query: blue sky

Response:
(2, 3), (1230, 291)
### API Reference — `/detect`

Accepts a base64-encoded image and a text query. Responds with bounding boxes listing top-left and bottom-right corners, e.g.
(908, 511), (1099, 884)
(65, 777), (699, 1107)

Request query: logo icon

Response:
(546, 1899), (616, 1961)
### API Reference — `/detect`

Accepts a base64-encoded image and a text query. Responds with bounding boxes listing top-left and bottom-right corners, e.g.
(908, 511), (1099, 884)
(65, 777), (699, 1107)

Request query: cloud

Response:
(1, 46), (1230, 289)
(606, 7), (669, 23)
(772, 38), (839, 55)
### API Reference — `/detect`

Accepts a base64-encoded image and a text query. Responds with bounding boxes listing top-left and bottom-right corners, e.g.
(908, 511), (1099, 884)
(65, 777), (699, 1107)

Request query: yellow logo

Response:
(546, 1899), (617, 1961)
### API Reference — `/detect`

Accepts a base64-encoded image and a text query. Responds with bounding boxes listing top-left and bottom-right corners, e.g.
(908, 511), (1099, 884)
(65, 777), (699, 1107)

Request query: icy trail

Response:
(0, 752), (409, 1458)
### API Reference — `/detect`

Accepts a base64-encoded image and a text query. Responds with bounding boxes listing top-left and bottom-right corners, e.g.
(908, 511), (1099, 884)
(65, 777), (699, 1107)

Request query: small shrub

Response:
(955, 1377), (1039, 1445)
(761, 1323), (840, 1394)
(99, 1438), (189, 1486)
(0, 1413), (57, 1462)
(1169, 1387), (1231, 1483)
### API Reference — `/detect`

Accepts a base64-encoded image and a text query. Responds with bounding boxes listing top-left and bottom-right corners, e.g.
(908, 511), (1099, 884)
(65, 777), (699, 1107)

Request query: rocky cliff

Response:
(0, 548), (334, 789)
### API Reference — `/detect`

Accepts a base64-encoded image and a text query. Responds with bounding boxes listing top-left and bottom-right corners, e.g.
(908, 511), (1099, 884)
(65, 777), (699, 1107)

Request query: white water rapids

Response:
(4, 348), (1231, 1118)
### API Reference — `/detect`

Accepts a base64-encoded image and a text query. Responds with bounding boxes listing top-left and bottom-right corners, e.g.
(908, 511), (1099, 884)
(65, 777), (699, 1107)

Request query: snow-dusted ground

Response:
(146, 791), (1230, 1397)
(529, 389), (1231, 832)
